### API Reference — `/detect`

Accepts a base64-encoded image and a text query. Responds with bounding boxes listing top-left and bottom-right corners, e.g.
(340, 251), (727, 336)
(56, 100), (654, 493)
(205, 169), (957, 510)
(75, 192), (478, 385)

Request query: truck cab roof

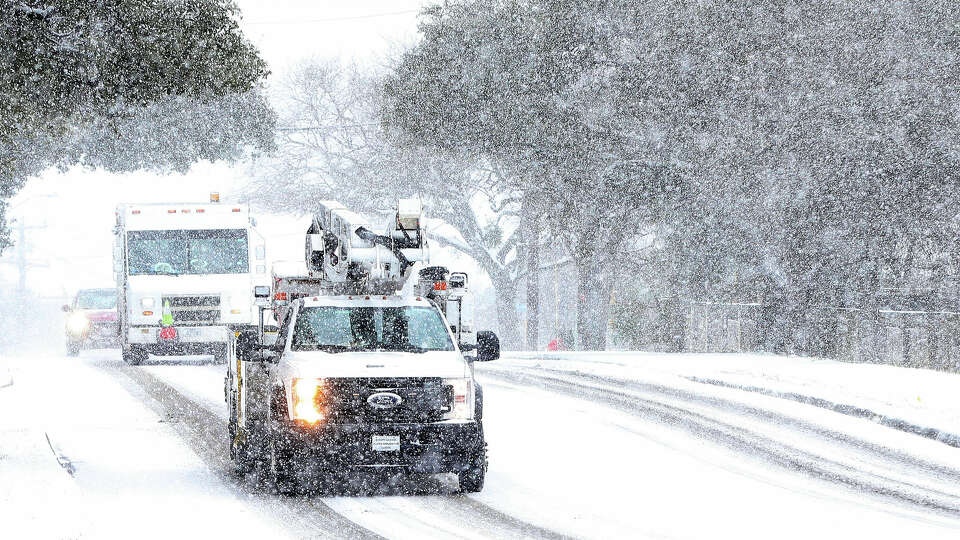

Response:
(296, 295), (434, 309)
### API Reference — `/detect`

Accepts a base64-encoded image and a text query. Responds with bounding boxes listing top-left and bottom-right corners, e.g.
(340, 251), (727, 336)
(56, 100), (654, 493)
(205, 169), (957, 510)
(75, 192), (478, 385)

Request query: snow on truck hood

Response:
(282, 350), (470, 380)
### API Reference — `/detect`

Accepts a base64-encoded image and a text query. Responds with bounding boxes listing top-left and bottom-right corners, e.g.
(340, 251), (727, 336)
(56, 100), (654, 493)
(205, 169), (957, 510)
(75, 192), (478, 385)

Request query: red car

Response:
(63, 288), (119, 356)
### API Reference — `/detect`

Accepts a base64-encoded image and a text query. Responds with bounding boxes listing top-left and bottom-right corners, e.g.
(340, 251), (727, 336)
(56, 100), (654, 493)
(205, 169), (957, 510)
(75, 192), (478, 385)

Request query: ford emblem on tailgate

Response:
(367, 391), (403, 409)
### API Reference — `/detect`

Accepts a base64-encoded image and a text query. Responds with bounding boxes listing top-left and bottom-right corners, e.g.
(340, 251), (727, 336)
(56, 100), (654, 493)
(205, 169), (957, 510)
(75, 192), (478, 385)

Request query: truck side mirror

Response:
(476, 331), (500, 362)
(62, 304), (71, 312)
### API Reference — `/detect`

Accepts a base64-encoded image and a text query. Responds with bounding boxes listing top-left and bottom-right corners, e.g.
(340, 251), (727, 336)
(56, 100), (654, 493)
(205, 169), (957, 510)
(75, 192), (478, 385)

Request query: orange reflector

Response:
(167, 209), (176, 214)
(232, 208), (241, 212)
(181, 209), (190, 213)
(434, 282), (448, 291)
(274, 292), (287, 301)
(455, 395), (466, 403)
(231, 309), (241, 314)
(364, 296), (370, 300)
(196, 209), (205, 213)
(131, 210), (141, 215)
(142, 310), (153, 316)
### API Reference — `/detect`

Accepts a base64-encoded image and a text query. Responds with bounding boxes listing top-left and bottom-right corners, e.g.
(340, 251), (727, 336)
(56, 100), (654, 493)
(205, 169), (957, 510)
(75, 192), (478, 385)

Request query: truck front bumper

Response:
(277, 421), (485, 474)
(128, 325), (231, 344)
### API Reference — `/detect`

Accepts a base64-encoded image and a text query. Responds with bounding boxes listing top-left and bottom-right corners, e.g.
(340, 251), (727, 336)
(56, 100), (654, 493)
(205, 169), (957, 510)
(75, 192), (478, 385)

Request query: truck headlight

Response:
(291, 378), (326, 424)
(227, 295), (243, 315)
(442, 378), (474, 421)
(140, 297), (155, 309)
(67, 313), (90, 335)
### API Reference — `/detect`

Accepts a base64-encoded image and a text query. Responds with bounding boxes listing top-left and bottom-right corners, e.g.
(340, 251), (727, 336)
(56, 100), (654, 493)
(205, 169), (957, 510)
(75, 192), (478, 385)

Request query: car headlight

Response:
(67, 313), (90, 335)
(442, 378), (474, 421)
(140, 297), (155, 309)
(291, 378), (326, 424)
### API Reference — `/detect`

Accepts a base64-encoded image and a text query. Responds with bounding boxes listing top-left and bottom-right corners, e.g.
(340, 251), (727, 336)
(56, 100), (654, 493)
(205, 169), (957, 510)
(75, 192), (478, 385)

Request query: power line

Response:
(246, 9), (419, 26)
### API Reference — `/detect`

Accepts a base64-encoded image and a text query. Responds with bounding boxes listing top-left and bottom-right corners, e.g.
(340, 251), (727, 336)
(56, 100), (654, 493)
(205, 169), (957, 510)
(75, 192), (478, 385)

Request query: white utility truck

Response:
(113, 196), (269, 365)
(226, 199), (499, 495)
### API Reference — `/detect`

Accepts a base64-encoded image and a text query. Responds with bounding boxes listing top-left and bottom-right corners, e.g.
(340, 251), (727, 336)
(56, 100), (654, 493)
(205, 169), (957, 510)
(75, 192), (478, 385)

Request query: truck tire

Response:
(458, 438), (488, 493)
(268, 434), (299, 495)
(123, 345), (147, 365)
(267, 390), (300, 495)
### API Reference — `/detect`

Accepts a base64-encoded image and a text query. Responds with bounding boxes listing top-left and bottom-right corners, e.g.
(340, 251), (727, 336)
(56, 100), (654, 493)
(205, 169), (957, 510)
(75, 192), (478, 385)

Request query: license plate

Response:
(372, 435), (400, 452)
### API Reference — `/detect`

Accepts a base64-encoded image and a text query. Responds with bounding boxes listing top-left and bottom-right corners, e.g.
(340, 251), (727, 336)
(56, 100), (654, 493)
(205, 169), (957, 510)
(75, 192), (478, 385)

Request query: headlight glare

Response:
(67, 313), (90, 335)
(291, 378), (325, 424)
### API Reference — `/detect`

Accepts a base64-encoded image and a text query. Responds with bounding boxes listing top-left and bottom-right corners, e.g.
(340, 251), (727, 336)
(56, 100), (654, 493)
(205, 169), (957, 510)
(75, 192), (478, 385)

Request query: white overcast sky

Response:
(3, 1), (435, 296)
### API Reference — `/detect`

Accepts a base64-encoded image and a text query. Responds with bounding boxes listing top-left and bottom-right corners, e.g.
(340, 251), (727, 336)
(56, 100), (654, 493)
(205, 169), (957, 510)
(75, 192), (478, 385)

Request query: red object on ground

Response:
(547, 338), (563, 351)
(158, 327), (177, 340)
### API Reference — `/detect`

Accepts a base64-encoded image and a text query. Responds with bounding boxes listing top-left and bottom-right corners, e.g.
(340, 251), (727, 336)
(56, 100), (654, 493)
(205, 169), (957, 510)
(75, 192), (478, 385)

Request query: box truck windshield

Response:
(128, 229), (249, 275)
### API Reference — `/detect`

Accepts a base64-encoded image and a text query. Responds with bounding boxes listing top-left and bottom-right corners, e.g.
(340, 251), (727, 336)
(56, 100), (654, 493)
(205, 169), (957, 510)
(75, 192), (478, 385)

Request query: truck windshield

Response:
(127, 229), (249, 275)
(76, 289), (117, 309)
(292, 306), (454, 353)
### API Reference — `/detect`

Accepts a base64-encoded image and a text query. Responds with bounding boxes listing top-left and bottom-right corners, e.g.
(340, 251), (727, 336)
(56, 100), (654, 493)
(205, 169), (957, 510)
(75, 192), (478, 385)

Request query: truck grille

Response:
(320, 377), (451, 424)
(162, 295), (220, 324)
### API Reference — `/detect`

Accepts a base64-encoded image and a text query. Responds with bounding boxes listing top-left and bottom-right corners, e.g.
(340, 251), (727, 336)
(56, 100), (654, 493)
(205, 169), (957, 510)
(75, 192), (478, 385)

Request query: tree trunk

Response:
(525, 219), (540, 350)
(576, 262), (610, 350)
(492, 271), (522, 350)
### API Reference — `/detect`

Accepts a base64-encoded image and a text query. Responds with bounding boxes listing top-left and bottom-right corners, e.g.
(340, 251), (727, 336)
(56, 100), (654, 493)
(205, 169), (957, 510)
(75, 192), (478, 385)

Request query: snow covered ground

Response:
(495, 351), (960, 439)
(2, 348), (960, 539)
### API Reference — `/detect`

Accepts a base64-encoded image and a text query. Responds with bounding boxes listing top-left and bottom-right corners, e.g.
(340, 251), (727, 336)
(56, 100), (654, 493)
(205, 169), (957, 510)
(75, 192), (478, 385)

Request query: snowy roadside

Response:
(0, 357), (11, 388)
(494, 351), (960, 444)
(0, 351), (289, 540)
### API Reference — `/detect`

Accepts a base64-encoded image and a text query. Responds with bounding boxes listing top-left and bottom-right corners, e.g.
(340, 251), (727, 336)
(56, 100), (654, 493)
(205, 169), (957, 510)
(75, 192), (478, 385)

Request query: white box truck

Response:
(113, 197), (268, 364)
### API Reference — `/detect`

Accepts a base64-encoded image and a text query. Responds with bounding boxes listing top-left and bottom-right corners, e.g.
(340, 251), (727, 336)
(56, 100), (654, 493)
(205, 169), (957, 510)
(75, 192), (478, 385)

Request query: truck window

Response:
(292, 306), (454, 353)
(75, 289), (117, 310)
(127, 229), (249, 275)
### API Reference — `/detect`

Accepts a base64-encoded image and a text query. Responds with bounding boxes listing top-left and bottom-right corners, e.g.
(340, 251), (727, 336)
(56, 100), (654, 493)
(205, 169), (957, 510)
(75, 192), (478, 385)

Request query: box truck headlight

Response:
(291, 378), (326, 424)
(442, 378), (474, 420)
(67, 313), (90, 335)
(227, 295), (242, 314)
(140, 297), (155, 309)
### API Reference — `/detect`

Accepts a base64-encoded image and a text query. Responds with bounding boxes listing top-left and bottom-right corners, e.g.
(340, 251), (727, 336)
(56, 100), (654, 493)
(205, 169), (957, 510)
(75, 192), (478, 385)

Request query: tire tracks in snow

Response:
(97, 358), (569, 540)
(508, 366), (960, 488)
(478, 366), (960, 519)
(96, 359), (383, 540)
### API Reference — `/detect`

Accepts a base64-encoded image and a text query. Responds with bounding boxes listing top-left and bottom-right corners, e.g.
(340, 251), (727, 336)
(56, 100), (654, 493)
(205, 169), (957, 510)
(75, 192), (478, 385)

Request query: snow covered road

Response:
(2, 349), (960, 539)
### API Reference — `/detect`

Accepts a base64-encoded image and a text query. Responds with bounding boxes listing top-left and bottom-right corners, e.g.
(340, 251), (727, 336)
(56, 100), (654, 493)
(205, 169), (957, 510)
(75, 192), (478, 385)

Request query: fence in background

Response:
(626, 299), (960, 372)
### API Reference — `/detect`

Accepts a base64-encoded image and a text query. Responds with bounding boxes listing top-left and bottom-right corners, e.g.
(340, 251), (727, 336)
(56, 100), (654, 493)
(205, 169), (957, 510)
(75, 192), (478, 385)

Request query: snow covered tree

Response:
(384, 0), (675, 349)
(245, 60), (530, 348)
(0, 0), (272, 250)
(597, 0), (960, 352)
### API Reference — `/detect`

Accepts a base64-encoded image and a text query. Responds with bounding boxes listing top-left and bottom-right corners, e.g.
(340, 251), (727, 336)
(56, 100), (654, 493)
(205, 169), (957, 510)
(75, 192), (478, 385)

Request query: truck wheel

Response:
(123, 345), (147, 365)
(66, 340), (81, 357)
(268, 434), (299, 495)
(458, 451), (487, 493)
